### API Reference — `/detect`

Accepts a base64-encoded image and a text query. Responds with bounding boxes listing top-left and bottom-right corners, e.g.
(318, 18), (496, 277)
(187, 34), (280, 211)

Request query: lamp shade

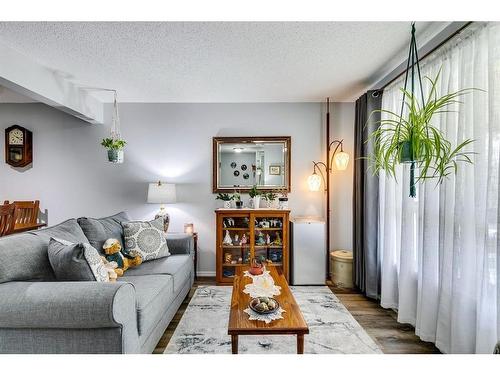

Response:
(334, 151), (350, 171)
(307, 173), (322, 192)
(147, 182), (177, 204)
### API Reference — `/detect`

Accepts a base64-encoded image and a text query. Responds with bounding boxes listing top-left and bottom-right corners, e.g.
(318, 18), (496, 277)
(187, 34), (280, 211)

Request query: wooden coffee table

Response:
(228, 265), (309, 354)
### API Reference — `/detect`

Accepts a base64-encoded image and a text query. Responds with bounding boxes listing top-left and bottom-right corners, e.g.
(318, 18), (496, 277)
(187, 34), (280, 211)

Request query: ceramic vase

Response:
(252, 196), (261, 209)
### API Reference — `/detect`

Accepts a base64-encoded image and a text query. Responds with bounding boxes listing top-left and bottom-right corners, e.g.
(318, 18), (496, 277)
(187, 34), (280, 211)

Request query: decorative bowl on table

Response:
(249, 297), (280, 315)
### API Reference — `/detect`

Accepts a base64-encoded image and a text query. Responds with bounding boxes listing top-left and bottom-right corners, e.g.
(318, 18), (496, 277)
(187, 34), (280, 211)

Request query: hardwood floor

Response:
(153, 277), (440, 354)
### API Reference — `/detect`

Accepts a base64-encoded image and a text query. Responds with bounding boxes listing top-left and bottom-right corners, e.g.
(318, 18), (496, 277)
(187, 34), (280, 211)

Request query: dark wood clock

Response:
(5, 125), (33, 167)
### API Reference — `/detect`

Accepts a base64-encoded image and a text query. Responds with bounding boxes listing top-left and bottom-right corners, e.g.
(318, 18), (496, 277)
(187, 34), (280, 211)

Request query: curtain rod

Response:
(375, 22), (472, 90)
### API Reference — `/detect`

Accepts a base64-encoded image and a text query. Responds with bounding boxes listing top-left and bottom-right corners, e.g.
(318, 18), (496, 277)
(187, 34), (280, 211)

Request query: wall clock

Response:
(5, 125), (33, 167)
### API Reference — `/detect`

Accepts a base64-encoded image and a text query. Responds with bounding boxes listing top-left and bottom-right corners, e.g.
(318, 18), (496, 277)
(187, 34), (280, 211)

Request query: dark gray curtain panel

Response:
(353, 90), (382, 299)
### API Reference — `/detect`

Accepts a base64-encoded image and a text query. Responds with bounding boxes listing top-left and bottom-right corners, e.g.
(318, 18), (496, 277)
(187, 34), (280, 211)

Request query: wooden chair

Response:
(0, 203), (16, 236)
(3, 200), (47, 234)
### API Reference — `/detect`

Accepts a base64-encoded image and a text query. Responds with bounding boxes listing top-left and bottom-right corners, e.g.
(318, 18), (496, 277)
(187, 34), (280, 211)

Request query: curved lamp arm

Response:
(328, 139), (344, 170)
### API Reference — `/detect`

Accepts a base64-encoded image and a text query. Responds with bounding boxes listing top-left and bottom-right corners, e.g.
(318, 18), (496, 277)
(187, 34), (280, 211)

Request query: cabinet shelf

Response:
(223, 227), (249, 231)
(255, 228), (282, 231)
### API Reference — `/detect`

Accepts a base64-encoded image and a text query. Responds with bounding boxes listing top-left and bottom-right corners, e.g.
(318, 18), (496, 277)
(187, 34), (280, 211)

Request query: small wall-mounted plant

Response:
(101, 138), (127, 164)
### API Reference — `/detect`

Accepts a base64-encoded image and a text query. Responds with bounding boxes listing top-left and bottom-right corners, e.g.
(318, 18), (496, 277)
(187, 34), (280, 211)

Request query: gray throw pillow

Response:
(122, 217), (170, 262)
(77, 212), (130, 254)
(48, 238), (109, 282)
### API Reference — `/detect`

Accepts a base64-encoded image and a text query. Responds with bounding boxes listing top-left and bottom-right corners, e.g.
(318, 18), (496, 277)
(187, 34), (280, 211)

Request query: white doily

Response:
(243, 272), (281, 298)
(244, 307), (286, 324)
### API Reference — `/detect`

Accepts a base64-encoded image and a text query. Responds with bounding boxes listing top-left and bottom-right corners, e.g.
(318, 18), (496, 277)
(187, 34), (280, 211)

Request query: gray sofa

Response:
(0, 212), (194, 354)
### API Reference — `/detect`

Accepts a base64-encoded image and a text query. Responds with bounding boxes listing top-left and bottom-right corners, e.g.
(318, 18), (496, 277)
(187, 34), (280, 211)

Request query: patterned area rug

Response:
(164, 286), (382, 354)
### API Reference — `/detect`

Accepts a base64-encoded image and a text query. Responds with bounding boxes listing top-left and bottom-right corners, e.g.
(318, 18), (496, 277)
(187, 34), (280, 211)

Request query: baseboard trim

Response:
(196, 271), (216, 277)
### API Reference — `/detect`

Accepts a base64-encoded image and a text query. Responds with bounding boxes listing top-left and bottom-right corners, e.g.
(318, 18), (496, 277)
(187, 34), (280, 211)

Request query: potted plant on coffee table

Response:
(101, 137), (127, 164)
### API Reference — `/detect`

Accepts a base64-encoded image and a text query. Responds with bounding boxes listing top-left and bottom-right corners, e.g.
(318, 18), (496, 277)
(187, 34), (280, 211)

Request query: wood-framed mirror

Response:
(212, 136), (291, 193)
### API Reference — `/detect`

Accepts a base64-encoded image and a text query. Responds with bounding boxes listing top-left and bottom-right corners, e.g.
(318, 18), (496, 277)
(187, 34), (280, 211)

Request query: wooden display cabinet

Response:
(215, 208), (290, 284)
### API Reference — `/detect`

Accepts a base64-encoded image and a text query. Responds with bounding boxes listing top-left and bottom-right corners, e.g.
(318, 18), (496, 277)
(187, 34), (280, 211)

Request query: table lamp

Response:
(147, 181), (177, 232)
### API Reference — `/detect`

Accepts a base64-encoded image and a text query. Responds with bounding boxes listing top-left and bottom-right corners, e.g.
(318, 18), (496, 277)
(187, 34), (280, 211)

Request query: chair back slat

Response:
(3, 200), (41, 228)
(0, 203), (16, 236)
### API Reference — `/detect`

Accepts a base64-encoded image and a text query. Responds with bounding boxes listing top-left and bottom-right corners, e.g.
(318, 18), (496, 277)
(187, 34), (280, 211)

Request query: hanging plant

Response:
(101, 138), (126, 163)
(368, 23), (477, 197)
(100, 90), (126, 164)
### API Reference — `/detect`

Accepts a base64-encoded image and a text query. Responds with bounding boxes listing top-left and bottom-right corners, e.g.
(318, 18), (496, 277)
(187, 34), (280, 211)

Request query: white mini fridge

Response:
(290, 217), (327, 285)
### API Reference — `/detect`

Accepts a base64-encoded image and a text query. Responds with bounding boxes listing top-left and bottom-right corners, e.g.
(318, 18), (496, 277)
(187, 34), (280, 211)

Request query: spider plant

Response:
(368, 70), (477, 197)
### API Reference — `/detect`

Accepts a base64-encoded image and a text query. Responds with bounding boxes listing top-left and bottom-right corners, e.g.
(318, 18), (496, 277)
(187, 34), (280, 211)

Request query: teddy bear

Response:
(102, 238), (142, 277)
(100, 256), (118, 282)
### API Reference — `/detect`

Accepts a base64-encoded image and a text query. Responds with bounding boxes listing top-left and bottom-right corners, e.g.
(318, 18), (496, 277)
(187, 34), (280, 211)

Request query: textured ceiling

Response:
(0, 22), (449, 102)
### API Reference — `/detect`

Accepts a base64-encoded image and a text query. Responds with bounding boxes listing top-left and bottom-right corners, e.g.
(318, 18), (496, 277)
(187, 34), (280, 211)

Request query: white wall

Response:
(0, 102), (327, 275)
(329, 102), (355, 252)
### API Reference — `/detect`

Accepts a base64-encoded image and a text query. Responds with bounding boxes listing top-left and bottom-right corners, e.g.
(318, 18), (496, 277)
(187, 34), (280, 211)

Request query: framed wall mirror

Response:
(213, 136), (291, 193)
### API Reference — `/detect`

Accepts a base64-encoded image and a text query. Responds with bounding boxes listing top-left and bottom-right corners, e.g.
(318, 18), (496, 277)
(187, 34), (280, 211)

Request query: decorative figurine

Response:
(231, 260), (237, 264)
(233, 234), (239, 246)
(256, 231), (266, 245)
(238, 257), (243, 263)
(224, 253), (232, 263)
(223, 230), (232, 245)
(261, 220), (270, 228)
(240, 233), (247, 245)
(272, 232), (282, 246)
(266, 233), (271, 245)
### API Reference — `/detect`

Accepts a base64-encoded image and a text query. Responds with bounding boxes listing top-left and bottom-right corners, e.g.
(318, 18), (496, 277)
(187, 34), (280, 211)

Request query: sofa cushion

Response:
(33, 218), (90, 244)
(122, 217), (170, 262)
(125, 255), (193, 295)
(78, 212), (130, 254)
(0, 233), (55, 284)
(48, 238), (109, 282)
(0, 218), (89, 284)
(119, 275), (174, 337)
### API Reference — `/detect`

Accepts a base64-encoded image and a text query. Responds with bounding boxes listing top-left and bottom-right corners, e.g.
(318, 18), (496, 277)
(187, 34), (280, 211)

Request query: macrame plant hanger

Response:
(397, 22), (426, 198)
(111, 90), (121, 141)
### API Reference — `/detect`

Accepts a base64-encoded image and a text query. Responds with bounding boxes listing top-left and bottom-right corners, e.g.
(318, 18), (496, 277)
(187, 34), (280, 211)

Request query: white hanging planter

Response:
(107, 149), (124, 164)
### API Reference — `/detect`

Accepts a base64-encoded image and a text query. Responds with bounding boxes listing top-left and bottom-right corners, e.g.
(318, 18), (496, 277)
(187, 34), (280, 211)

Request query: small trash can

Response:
(330, 250), (353, 288)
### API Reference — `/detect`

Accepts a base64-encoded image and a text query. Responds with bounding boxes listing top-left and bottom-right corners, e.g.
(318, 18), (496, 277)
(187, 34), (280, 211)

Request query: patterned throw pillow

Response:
(122, 217), (170, 262)
(48, 238), (109, 282)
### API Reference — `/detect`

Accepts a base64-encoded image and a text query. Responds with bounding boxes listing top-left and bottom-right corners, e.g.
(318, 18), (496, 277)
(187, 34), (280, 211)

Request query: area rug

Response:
(164, 286), (382, 354)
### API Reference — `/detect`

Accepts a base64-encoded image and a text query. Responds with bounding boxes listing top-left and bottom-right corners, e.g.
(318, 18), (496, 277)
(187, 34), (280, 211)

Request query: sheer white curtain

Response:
(379, 22), (500, 353)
